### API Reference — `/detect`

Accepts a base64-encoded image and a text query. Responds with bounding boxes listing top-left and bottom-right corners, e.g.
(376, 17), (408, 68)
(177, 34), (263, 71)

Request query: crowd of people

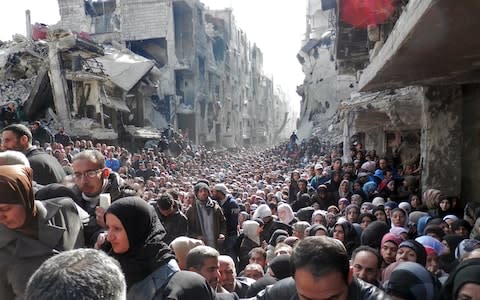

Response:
(0, 122), (480, 300)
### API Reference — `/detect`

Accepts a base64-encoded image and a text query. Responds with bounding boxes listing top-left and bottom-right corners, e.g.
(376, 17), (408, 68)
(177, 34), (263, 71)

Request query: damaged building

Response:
(0, 0), (291, 148)
(300, 0), (480, 204)
(53, 0), (291, 147)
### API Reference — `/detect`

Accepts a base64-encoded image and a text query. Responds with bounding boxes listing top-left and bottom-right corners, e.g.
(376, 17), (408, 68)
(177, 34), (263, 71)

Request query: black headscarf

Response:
(442, 258), (480, 300)
(398, 240), (427, 266)
(105, 196), (175, 288)
(360, 220), (390, 249)
(269, 254), (292, 280)
(385, 261), (439, 300)
(163, 270), (216, 300)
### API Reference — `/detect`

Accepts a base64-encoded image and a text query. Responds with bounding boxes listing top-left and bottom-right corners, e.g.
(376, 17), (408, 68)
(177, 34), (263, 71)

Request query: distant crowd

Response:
(0, 122), (479, 300)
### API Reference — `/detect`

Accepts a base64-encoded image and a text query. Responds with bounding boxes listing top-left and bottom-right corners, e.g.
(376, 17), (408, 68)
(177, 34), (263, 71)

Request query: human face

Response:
(396, 247), (417, 263)
(295, 269), (349, 300)
(218, 260), (236, 292)
(457, 283), (480, 300)
(0, 204), (26, 229)
(381, 241), (398, 265)
(375, 210), (387, 223)
(72, 158), (104, 197)
(379, 159), (387, 170)
(391, 210), (406, 227)
(333, 225), (345, 242)
(352, 251), (379, 284)
(1, 130), (24, 151)
(106, 213), (129, 254)
(249, 252), (266, 267)
(197, 257), (220, 289)
(197, 188), (209, 201)
(298, 181), (306, 191)
(426, 253), (439, 274)
(360, 216), (373, 230)
(244, 268), (263, 280)
(410, 195), (420, 208)
(347, 209), (358, 223)
(440, 199), (451, 211)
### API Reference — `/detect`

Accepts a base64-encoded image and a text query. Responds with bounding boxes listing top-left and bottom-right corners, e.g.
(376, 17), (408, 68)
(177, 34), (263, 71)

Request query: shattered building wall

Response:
(297, 0), (356, 142)
(54, 0), (288, 147)
(328, 0), (480, 204)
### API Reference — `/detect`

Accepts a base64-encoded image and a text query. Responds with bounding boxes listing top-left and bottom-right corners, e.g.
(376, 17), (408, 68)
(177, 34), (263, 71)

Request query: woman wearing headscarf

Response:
(238, 220), (261, 272)
(396, 240), (427, 266)
(277, 203), (296, 226)
(344, 204), (360, 224)
(103, 196), (179, 299)
(441, 258), (480, 300)
(0, 165), (84, 299)
(440, 234), (464, 273)
(169, 236), (204, 270)
(332, 220), (359, 257)
(384, 262), (440, 300)
(338, 179), (352, 200)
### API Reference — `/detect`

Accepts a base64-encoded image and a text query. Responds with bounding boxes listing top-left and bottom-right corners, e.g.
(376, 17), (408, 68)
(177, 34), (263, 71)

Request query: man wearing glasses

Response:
(71, 149), (136, 246)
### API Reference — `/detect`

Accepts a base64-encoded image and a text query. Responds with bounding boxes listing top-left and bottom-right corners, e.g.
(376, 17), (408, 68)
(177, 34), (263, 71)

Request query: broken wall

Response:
(421, 86), (463, 197)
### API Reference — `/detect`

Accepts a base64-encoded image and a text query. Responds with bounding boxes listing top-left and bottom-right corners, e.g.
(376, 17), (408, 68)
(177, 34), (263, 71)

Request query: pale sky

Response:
(0, 0), (304, 113)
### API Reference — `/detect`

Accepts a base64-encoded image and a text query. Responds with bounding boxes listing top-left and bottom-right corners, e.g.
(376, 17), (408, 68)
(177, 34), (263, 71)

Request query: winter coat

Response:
(186, 198), (227, 249)
(256, 276), (392, 300)
(0, 198), (85, 300)
(25, 147), (66, 185)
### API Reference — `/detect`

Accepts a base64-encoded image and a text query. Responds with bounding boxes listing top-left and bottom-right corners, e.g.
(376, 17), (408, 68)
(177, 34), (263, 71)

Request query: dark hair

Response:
(186, 246), (219, 271)
(351, 245), (382, 269)
(157, 193), (174, 210)
(248, 247), (266, 260)
(291, 237), (349, 283)
(3, 124), (32, 143)
(72, 149), (105, 169)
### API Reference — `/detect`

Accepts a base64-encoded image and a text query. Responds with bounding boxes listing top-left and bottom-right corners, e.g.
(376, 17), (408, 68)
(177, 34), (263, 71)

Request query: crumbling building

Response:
(52, 0), (291, 147)
(0, 0), (291, 148)
(302, 0), (480, 204)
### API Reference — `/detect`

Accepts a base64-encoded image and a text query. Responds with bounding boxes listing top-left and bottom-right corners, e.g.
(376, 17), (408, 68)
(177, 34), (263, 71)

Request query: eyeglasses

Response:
(73, 169), (102, 180)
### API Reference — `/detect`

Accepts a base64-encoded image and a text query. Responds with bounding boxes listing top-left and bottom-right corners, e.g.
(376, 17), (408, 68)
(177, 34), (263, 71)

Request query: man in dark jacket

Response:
(69, 149), (136, 246)
(212, 183), (239, 259)
(1, 124), (66, 185)
(54, 127), (72, 147)
(186, 182), (227, 250)
(256, 237), (390, 300)
(154, 193), (188, 245)
(31, 121), (54, 146)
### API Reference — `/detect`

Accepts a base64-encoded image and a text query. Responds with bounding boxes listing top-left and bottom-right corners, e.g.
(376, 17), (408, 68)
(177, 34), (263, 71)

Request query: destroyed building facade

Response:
(300, 0), (480, 204)
(0, 0), (291, 148)
(53, 0), (291, 146)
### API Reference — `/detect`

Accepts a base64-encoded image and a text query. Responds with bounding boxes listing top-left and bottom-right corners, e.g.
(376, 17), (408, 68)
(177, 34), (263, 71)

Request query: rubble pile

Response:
(0, 77), (37, 104)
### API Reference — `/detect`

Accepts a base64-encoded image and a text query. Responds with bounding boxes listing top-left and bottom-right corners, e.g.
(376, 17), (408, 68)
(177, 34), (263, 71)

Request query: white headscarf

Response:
(242, 220), (260, 244)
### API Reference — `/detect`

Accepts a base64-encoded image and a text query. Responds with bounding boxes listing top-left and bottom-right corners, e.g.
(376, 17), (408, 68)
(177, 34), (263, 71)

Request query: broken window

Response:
(198, 56), (205, 79)
(84, 0), (116, 17)
(212, 37), (225, 62)
(129, 38), (168, 68)
(84, 0), (117, 33)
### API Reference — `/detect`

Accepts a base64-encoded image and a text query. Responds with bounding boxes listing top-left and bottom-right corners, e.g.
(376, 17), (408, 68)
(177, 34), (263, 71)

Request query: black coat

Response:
(25, 147), (66, 185)
(256, 277), (392, 300)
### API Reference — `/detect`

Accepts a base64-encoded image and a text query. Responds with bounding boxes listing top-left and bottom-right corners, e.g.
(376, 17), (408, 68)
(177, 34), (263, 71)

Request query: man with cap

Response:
(309, 163), (329, 190)
(211, 183), (239, 259)
(186, 181), (227, 250)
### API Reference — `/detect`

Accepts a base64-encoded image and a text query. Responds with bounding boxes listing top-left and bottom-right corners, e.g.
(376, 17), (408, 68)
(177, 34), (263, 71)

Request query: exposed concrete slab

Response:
(359, 0), (480, 91)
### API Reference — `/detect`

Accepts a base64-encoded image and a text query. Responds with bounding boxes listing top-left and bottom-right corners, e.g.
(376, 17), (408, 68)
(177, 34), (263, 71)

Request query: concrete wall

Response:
(120, 0), (170, 40)
(421, 86), (463, 197)
(461, 84), (480, 203)
(298, 0), (356, 141)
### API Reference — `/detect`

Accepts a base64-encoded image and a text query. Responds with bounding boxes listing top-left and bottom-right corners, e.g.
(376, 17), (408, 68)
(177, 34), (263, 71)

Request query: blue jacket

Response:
(220, 195), (240, 237)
